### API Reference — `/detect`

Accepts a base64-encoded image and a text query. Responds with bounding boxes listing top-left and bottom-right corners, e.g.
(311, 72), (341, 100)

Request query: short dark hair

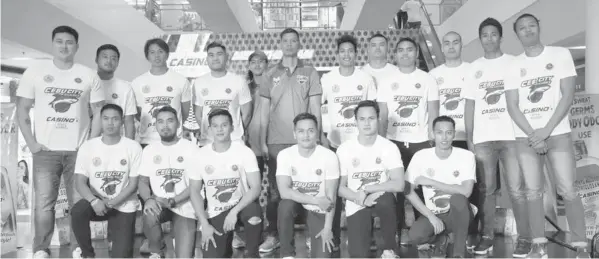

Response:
(144, 38), (169, 59)
(336, 35), (358, 52)
(368, 33), (388, 43)
(52, 26), (79, 43)
(432, 115), (455, 129)
(156, 106), (178, 120)
(395, 37), (418, 53)
(479, 17), (503, 38)
(208, 109), (233, 125)
(280, 28), (300, 39)
(354, 100), (380, 119)
(100, 103), (123, 117)
(96, 44), (120, 60)
(206, 41), (226, 53)
(293, 113), (318, 127)
(513, 13), (540, 33)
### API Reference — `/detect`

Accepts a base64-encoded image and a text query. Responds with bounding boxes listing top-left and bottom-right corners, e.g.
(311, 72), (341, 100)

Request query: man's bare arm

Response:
(89, 101), (106, 138)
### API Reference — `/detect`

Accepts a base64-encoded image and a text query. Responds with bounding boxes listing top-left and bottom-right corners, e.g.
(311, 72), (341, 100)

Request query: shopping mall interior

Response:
(1, 0), (597, 258)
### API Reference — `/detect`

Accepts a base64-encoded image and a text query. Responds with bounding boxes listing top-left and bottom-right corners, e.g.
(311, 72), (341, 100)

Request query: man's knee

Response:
(143, 213), (161, 227)
(557, 186), (581, 201)
(376, 192), (396, 207)
(408, 225), (431, 245)
(70, 199), (91, 218)
(449, 194), (468, 209)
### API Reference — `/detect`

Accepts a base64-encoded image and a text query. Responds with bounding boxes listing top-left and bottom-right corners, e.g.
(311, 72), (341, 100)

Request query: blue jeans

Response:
(32, 150), (79, 253)
(515, 133), (586, 243)
(474, 140), (531, 240)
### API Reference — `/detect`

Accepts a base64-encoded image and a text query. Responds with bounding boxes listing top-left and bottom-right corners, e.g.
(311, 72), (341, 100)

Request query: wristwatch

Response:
(168, 198), (176, 208)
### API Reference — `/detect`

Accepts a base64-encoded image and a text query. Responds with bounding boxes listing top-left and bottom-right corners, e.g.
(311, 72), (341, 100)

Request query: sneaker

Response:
(381, 249), (399, 258)
(259, 235), (280, 253)
(575, 247), (591, 259)
(466, 235), (478, 250)
(232, 231), (246, 249)
(473, 236), (494, 255)
(525, 242), (548, 258)
(513, 238), (531, 258)
(148, 253), (163, 259)
(33, 250), (50, 258)
(431, 234), (449, 258)
(400, 229), (410, 245)
(417, 244), (432, 258)
(72, 247), (82, 259)
(139, 239), (150, 254)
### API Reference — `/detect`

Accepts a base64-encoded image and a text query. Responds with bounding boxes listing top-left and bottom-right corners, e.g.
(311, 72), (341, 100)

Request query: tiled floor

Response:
(6, 230), (582, 258)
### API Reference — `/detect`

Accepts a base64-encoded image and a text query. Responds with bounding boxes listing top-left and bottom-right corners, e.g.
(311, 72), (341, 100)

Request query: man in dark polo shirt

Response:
(258, 27), (324, 253)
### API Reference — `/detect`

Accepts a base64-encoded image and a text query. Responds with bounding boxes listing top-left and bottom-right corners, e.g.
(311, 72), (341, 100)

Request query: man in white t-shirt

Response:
(137, 106), (198, 258)
(400, 0), (423, 29)
(193, 42), (252, 147)
(463, 18), (530, 257)
(189, 109), (263, 258)
(361, 33), (399, 89)
(96, 44), (137, 139)
(70, 104), (141, 258)
(276, 113), (339, 258)
(132, 38), (191, 147)
(505, 13), (588, 258)
(336, 100), (404, 258)
(15, 26), (105, 258)
(406, 116), (475, 258)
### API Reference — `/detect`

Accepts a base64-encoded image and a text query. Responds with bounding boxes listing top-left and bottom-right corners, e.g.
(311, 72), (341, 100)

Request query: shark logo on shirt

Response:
(206, 178), (240, 203)
(45, 87), (83, 113)
(293, 182), (321, 196)
(94, 171), (126, 196)
(334, 96), (363, 119)
(479, 80), (505, 105)
(146, 96), (174, 118)
(204, 100), (233, 114)
(440, 88), (463, 111)
(429, 189), (451, 212)
(520, 76), (554, 103)
(393, 96), (422, 118)
(352, 171), (383, 190)
(156, 168), (184, 193)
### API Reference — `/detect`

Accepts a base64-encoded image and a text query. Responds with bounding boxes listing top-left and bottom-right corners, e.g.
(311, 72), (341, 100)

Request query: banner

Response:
(1, 100), (18, 255)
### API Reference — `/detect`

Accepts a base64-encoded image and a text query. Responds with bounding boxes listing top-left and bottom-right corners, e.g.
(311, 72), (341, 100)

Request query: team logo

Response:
(46, 87), (83, 113)
(426, 168), (435, 177)
(92, 157), (102, 167)
(354, 171), (383, 190)
(480, 80), (506, 105)
(546, 63), (554, 70)
(475, 71), (483, 79)
(44, 75), (54, 83)
(153, 155), (162, 164)
(201, 88), (209, 96)
(157, 168), (183, 193)
(291, 166), (297, 176)
(166, 86), (173, 92)
(297, 75), (308, 86)
(440, 88), (463, 111)
(112, 93), (118, 99)
(142, 85), (151, 93)
(96, 171), (125, 196)
(273, 77), (281, 88)
(453, 170), (460, 177)
(205, 165), (214, 174)
(120, 159), (127, 166)
(74, 78), (82, 84)
(177, 156), (184, 163)
(146, 96), (175, 118)
(315, 169), (322, 175)
(332, 85), (340, 93)
(352, 158), (360, 167)
(520, 68), (527, 77)
(210, 178), (240, 202)
(293, 182), (321, 196)
(393, 96), (422, 118)
(225, 88), (232, 94)
(415, 83), (421, 89)
(436, 77), (444, 85)
(375, 157), (382, 164)
(392, 82), (399, 91)
(527, 84), (551, 103)
(232, 164), (238, 171)
(204, 100), (233, 114)
(335, 96), (362, 119)
(357, 85), (363, 91)
(430, 189), (451, 211)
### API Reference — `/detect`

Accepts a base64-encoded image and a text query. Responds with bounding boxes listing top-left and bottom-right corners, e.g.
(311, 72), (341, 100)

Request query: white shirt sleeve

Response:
(242, 147), (260, 173)
(383, 141), (404, 169)
(365, 75), (377, 100)
(89, 74), (105, 104)
(181, 78), (192, 103)
(128, 143), (143, 177)
(427, 74), (440, 101)
(193, 80), (205, 106)
(324, 151), (340, 180)
(463, 68), (475, 100)
(376, 79), (391, 102)
(406, 151), (421, 184)
(559, 48), (577, 79)
(132, 78), (145, 108)
(187, 148), (204, 181)
(238, 78), (253, 105)
(16, 66), (37, 99)
(124, 84), (138, 116)
(463, 151), (477, 182)
(504, 60), (520, 91)
(74, 143), (90, 177)
(138, 148), (152, 177)
(275, 150), (291, 176)
(336, 148), (349, 177)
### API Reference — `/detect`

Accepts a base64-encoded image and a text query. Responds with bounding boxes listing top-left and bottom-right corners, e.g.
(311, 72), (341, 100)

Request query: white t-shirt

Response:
(193, 72), (252, 146)
(189, 142), (259, 218)
(16, 61), (104, 151)
(138, 139), (199, 219)
(75, 137), (142, 213)
(101, 78), (137, 116)
(131, 70), (191, 144)
(463, 55), (518, 144)
(361, 63), (399, 89)
(407, 147), (476, 214)
(276, 145), (340, 214)
(505, 46), (576, 138)
(336, 136), (403, 217)
(377, 68), (439, 143)
(429, 63), (471, 141)
(321, 68), (376, 148)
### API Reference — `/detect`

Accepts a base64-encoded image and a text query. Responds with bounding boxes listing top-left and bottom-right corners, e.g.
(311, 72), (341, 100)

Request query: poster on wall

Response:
(1, 99), (18, 255)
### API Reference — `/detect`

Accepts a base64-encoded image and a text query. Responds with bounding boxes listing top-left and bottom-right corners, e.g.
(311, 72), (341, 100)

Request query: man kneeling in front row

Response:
(406, 116), (476, 258)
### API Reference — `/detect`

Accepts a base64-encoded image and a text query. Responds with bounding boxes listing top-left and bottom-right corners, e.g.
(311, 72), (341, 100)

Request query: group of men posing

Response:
(15, 10), (589, 259)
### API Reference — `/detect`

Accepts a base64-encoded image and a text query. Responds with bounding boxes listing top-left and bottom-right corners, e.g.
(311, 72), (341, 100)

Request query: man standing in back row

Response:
(259, 28), (324, 253)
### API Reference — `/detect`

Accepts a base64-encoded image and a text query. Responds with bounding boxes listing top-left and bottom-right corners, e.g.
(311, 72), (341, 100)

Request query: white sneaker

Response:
(72, 247), (82, 259)
(139, 239), (150, 253)
(149, 252), (162, 259)
(259, 235), (280, 253)
(381, 249), (399, 258)
(33, 250), (50, 258)
(232, 231), (246, 249)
